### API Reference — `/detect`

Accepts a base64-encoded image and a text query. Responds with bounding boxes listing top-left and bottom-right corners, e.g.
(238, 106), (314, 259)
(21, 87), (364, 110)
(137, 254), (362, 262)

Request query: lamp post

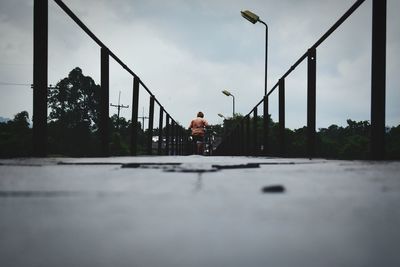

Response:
(241, 10), (268, 96)
(222, 90), (235, 117)
(241, 10), (269, 155)
(218, 113), (226, 126)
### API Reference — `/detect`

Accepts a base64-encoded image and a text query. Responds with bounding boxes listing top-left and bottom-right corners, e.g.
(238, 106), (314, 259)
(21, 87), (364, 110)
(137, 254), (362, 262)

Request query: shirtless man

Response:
(188, 111), (209, 155)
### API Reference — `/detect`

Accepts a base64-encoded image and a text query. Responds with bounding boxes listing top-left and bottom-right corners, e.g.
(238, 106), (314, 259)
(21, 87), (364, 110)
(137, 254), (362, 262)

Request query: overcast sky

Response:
(0, 0), (399, 129)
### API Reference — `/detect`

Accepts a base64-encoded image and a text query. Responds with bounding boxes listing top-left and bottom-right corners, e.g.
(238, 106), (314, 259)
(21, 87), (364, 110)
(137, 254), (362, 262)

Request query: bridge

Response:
(1, 0), (399, 266)
(30, 0), (388, 160)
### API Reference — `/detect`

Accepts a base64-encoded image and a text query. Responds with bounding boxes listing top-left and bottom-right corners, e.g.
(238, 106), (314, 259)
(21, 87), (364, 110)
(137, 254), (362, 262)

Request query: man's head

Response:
(197, 111), (204, 118)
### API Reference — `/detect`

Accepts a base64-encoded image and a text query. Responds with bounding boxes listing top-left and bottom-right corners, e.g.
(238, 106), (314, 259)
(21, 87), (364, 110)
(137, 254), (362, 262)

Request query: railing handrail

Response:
(243, 0), (367, 120)
(267, 0), (366, 97)
(53, 0), (172, 117)
(216, 0), (387, 160)
(33, 0), (187, 157)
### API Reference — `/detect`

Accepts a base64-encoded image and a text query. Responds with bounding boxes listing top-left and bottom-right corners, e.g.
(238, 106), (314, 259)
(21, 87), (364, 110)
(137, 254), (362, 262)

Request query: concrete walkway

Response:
(1, 156), (399, 267)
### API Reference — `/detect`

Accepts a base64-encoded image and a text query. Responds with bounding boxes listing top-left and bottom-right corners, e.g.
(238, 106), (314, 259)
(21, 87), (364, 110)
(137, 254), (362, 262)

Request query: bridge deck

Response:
(1, 156), (399, 267)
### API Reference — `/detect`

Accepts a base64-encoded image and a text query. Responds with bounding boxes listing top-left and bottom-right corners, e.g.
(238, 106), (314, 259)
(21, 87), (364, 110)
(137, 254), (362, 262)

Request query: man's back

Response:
(190, 117), (208, 136)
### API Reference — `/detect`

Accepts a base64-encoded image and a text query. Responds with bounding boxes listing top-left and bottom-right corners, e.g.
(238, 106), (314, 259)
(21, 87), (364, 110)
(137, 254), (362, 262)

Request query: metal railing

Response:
(215, 0), (387, 160)
(32, 0), (188, 157)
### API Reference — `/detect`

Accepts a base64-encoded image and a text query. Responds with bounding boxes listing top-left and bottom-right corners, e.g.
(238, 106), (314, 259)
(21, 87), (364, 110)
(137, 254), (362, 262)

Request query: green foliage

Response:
(218, 115), (400, 159)
(0, 68), (163, 157)
(220, 114), (244, 138)
(0, 111), (32, 157)
(287, 126), (307, 157)
(47, 68), (102, 156)
(338, 135), (369, 159)
(48, 67), (101, 129)
(1, 66), (399, 159)
(110, 132), (129, 155)
(46, 67), (146, 156)
(46, 67), (154, 156)
(47, 119), (101, 156)
(109, 115), (136, 155)
(317, 120), (370, 159)
(386, 125), (400, 159)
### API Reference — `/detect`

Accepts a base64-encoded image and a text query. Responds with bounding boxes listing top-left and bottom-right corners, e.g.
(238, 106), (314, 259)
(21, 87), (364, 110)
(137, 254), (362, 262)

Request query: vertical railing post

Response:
(100, 47), (110, 156)
(177, 125), (180, 155)
(174, 121), (177, 155)
(174, 122), (178, 155)
(130, 76), (140, 155)
(171, 120), (175, 155)
(370, 0), (386, 160)
(176, 127), (180, 155)
(186, 127), (190, 155)
(307, 48), (317, 159)
(177, 127), (181, 155)
(165, 114), (170, 155)
(147, 95), (155, 155)
(157, 107), (164, 155)
(279, 78), (286, 156)
(180, 127), (184, 155)
(181, 126), (188, 155)
(263, 96), (269, 156)
(208, 128), (212, 156)
(253, 108), (258, 156)
(33, 0), (48, 157)
(245, 115), (250, 156)
(240, 120), (245, 155)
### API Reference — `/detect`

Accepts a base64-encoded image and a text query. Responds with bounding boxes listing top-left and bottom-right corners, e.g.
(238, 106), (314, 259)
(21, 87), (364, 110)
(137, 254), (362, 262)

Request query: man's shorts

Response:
(192, 135), (204, 143)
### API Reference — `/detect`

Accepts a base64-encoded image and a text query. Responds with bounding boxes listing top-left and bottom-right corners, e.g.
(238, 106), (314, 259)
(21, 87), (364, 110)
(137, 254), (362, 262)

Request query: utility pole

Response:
(110, 91), (129, 129)
(138, 107), (149, 130)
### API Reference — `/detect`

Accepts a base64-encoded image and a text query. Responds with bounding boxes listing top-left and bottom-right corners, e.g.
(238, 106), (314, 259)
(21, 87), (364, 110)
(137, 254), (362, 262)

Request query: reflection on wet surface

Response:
(0, 191), (125, 198)
(193, 174), (203, 193)
(0, 190), (83, 198)
(58, 162), (122, 166)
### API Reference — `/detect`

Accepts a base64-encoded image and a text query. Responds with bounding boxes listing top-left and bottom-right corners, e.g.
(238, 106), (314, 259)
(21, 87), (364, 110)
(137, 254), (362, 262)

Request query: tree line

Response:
(0, 67), (399, 159)
(220, 115), (400, 159)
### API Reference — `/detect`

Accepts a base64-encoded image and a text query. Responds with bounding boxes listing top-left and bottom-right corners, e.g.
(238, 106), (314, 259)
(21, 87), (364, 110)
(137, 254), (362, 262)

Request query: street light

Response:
(222, 90), (235, 117)
(241, 10), (269, 155)
(241, 10), (268, 96)
(217, 113), (226, 119)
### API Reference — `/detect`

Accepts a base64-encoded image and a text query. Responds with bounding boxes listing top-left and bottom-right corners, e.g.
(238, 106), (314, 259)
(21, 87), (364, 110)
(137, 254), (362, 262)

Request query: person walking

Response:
(188, 111), (209, 155)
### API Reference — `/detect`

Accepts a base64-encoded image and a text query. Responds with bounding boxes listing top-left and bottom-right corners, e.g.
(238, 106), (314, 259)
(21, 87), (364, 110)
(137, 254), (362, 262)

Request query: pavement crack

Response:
(212, 163), (260, 169)
(121, 163), (182, 169)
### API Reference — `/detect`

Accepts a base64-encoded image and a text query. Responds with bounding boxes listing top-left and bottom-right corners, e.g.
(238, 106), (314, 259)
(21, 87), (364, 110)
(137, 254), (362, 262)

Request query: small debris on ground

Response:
(261, 185), (286, 193)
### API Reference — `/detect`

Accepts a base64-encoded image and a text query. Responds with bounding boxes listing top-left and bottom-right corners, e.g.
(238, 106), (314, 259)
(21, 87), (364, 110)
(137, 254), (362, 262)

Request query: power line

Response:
(110, 91), (129, 130)
(0, 62), (32, 66)
(138, 107), (149, 130)
(0, 82), (32, 86)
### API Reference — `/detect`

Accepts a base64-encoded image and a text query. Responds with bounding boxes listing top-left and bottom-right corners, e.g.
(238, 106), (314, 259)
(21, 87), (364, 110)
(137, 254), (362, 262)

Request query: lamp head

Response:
(218, 113), (225, 118)
(222, 90), (232, 96)
(241, 10), (259, 24)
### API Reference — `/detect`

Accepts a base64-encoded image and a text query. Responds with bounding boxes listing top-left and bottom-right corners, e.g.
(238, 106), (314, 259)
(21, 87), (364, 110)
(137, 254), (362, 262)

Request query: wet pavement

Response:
(1, 156), (400, 267)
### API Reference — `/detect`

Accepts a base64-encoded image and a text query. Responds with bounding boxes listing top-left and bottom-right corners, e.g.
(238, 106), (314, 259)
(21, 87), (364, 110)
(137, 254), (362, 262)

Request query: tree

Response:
(0, 111), (32, 157)
(386, 125), (400, 159)
(48, 67), (101, 129)
(47, 67), (101, 156)
(109, 114), (130, 155)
